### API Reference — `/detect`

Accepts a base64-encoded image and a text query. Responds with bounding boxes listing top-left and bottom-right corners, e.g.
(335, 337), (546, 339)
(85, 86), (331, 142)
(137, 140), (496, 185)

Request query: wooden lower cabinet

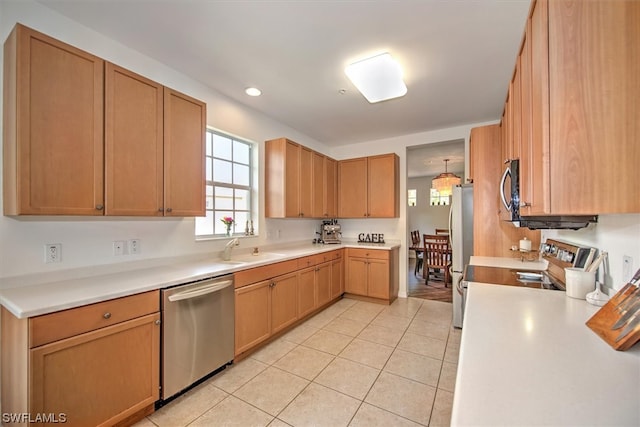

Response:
(345, 248), (399, 304)
(330, 256), (344, 299)
(234, 249), (345, 357)
(30, 314), (160, 427)
(1, 291), (160, 427)
(234, 280), (271, 355)
(297, 267), (316, 318)
(270, 272), (299, 334)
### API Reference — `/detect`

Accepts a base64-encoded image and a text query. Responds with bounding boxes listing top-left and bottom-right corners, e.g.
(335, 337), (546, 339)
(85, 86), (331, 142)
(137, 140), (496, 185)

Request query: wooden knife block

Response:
(586, 285), (640, 351)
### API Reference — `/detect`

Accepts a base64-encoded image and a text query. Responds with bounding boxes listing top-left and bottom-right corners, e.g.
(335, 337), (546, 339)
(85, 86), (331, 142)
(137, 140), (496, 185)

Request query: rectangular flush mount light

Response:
(345, 52), (407, 103)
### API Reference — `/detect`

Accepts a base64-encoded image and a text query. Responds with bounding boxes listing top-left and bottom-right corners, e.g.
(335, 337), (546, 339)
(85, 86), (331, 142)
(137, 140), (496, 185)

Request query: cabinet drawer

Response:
(347, 248), (389, 260)
(234, 259), (298, 288)
(29, 290), (159, 348)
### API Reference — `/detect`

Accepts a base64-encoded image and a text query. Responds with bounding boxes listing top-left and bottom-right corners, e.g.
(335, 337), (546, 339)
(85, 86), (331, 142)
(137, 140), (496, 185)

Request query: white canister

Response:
(519, 237), (532, 251)
(564, 268), (596, 299)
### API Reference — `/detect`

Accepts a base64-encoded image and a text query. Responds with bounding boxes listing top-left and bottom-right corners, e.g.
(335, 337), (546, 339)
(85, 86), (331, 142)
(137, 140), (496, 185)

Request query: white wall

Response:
(544, 214), (640, 293)
(0, 0), (325, 280)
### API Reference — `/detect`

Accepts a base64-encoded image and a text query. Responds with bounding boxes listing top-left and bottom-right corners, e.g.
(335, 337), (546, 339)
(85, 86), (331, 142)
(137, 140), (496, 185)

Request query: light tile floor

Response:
(134, 297), (460, 427)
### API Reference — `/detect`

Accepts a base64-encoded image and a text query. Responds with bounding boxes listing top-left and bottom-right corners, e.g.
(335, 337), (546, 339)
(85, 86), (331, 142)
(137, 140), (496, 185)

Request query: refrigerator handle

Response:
(448, 189), (455, 279)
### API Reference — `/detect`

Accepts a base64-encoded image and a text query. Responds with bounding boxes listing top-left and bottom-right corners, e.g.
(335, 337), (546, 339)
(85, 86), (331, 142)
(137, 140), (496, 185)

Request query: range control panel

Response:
(541, 239), (597, 284)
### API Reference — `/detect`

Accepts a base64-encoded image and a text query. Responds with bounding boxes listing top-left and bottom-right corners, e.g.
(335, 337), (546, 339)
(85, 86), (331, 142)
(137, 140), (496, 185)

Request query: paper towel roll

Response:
(519, 238), (532, 251)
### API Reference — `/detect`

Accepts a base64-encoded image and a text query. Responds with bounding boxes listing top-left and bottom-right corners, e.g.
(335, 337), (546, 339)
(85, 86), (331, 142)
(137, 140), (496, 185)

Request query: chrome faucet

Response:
(222, 238), (239, 261)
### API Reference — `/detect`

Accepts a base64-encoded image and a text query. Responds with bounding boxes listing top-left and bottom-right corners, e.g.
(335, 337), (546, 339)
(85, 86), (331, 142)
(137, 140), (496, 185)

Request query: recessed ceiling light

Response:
(344, 52), (407, 103)
(245, 87), (262, 97)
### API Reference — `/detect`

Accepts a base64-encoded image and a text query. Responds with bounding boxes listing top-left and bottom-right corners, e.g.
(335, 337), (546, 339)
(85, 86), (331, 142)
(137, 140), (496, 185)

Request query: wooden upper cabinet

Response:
(324, 157), (338, 218)
(524, 0), (551, 215)
(514, 0), (639, 215)
(337, 157), (368, 218)
(547, 0), (640, 214)
(105, 63), (163, 216)
(265, 138), (336, 218)
(299, 146), (313, 217)
(3, 24), (105, 215)
(368, 154), (399, 218)
(163, 88), (206, 216)
(311, 151), (325, 218)
(338, 153), (399, 218)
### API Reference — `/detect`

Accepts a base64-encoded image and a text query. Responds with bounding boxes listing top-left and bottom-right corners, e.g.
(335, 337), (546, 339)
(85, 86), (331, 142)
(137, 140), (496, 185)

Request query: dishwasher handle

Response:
(167, 280), (233, 302)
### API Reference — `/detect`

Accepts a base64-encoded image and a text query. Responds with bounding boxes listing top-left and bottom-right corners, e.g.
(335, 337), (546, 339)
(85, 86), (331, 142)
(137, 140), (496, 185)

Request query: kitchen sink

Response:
(226, 252), (287, 263)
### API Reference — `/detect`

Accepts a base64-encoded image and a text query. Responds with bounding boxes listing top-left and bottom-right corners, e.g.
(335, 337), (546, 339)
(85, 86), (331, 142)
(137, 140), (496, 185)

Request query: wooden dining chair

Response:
(422, 234), (451, 286)
(410, 230), (424, 275)
(435, 228), (449, 235)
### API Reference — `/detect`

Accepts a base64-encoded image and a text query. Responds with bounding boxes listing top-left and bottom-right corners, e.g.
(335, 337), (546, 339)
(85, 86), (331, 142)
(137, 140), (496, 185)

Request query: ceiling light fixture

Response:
(431, 159), (461, 197)
(344, 52), (407, 103)
(245, 87), (262, 97)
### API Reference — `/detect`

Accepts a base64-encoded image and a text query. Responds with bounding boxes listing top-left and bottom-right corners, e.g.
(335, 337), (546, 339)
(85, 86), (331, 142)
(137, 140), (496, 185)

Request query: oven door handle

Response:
(167, 280), (233, 302)
(499, 166), (511, 211)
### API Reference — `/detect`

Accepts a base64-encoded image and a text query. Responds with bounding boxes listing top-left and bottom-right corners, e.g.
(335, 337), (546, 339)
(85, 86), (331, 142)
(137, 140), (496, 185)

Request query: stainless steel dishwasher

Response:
(161, 274), (234, 400)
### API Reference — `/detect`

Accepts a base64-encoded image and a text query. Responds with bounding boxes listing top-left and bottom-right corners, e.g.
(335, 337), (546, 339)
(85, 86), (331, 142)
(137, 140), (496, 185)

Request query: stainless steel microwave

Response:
(499, 159), (597, 230)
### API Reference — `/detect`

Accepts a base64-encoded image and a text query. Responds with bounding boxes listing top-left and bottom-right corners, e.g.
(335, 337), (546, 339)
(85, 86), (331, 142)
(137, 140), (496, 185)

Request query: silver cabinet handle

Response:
(520, 202), (531, 208)
(103, 312), (111, 319)
(96, 204), (104, 210)
(155, 319), (161, 325)
(166, 208), (173, 213)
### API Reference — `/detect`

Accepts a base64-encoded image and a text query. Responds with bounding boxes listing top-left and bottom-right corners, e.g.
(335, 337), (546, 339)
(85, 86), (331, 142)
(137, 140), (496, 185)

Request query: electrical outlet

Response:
(623, 255), (633, 282)
(113, 240), (125, 256)
(44, 243), (62, 263)
(129, 239), (141, 255)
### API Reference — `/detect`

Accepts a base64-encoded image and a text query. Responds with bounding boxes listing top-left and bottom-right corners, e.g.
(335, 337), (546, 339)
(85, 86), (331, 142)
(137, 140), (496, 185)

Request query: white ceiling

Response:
(35, 0), (529, 176)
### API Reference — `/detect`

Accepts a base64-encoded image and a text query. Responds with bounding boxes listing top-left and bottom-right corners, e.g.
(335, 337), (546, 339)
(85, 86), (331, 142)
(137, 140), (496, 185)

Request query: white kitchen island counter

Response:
(452, 283), (640, 426)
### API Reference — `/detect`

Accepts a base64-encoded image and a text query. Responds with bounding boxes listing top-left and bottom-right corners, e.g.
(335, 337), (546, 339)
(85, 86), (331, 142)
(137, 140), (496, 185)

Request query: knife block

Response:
(586, 284), (640, 351)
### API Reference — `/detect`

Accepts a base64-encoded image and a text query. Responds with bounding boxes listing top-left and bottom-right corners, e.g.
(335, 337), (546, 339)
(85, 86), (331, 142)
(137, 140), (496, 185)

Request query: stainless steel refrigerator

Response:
(449, 184), (473, 328)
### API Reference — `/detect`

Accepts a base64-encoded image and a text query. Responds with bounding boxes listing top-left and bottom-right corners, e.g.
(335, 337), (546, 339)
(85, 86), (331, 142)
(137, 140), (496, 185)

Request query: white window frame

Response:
(196, 128), (258, 239)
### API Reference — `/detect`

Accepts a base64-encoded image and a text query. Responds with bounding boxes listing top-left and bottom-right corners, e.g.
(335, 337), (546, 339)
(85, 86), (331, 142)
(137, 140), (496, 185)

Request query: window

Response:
(195, 129), (255, 237)
(430, 188), (450, 206)
(408, 189), (417, 206)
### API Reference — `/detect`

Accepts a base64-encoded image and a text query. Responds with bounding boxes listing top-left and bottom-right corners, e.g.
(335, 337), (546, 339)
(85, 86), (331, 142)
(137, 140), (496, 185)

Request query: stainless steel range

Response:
(458, 239), (598, 327)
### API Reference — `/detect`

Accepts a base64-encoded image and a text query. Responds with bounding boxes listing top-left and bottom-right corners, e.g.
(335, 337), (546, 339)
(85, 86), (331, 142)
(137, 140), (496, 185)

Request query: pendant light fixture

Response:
(431, 159), (461, 198)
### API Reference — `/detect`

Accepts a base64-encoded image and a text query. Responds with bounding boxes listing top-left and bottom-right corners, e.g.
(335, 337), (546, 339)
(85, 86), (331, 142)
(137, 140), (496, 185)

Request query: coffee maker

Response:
(318, 219), (341, 244)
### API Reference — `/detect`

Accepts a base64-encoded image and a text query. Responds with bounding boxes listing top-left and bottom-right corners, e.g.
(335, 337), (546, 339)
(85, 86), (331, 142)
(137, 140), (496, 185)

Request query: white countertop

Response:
(0, 239), (400, 319)
(452, 283), (640, 426)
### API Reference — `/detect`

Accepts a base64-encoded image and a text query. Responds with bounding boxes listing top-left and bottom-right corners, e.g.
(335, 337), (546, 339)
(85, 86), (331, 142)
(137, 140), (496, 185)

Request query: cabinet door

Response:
(105, 63), (163, 216)
(324, 157), (338, 218)
(368, 154), (399, 218)
(5, 24), (104, 215)
(297, 267), (316, 318)
(311, 151), (325, 218)
(30, 313), (159, 427)
(315, 262), (332, 307)
(284, 140), (301, 217)
(511, 59), (522, 161)
(299, 146), (313, 217)
(345, 257), (368, 296)
(270, 273), (298, 335)
(235, 281), (271, 355)
(548, 0), (640, 214)
(338, 157), (368, 218)
(163, 88), (206, 216)
(367, 259), (390, 300)
(528, 0), (551, 215)
(519, 22), (534, 215)
(330, 257), (344, 299)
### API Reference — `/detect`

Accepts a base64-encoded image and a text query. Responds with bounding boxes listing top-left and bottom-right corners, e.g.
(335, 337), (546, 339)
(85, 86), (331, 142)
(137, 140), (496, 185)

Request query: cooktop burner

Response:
(463, 265), (565, 291)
